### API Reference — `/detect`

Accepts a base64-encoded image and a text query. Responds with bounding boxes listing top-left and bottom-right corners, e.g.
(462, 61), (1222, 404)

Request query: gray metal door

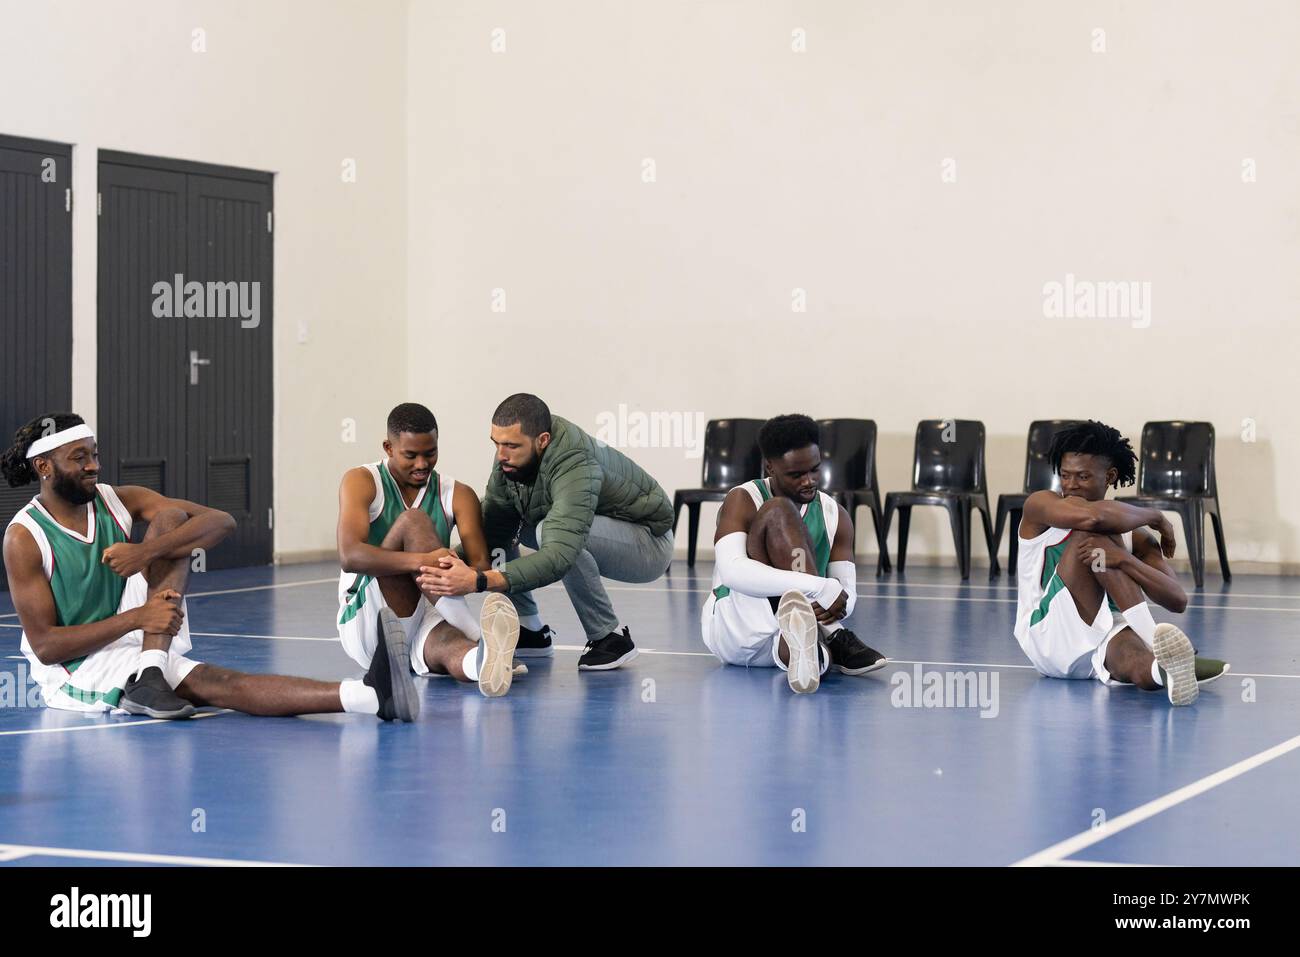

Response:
(97, 152), (273, 568)
(0, 135), (73, 590)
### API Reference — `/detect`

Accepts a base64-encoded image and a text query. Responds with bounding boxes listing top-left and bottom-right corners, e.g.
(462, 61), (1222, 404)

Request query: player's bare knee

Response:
(144, 506), (188, 537)
(390, 508), (442, 549)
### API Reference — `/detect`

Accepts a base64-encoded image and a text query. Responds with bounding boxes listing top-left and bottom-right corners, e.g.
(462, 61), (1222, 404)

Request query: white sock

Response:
(461, 644), (482, 682)
(135, 648), (168, 678)
(819, 620), (845, 637)
(1150, 659), (1164, 687)
(519, 614), (544, 631)
(435, 596), (481, 641)
(339, 678), (379, 715)
(1122, 602), (1158, 647)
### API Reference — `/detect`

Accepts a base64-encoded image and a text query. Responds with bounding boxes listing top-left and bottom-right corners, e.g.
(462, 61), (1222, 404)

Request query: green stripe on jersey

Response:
(23, 493), (129, 672)
(750, 479), (830, 577)
(341, 463), (450, 626)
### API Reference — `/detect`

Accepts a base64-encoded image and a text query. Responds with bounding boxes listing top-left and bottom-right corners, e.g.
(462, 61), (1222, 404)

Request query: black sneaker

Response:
(824, 629), (889, 676)
(365, 608), (420, 722)
(515, 623), (556, 658)
(577, 627), (638, 671)
(119, 665), (196, 719)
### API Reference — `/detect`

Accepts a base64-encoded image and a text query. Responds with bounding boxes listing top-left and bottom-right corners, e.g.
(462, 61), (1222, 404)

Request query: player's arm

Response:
(102, 485), (237, 578)
(712, 489), (842, 607)
(818, 504), (857, 623)
(1022, 490), (1175, 550)
(451, 481), (491, 571)
(1120, 529), (1188, 613)
(3, 524), (182, 666)
(336, 468), (437, 576)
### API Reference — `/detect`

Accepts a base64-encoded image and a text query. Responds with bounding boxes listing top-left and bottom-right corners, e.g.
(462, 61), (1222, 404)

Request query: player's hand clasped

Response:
(100, 541), (153, 578)
(418, 552), (478, 597)
(811, 589), (849, 624)
(135, 588), (184, 636)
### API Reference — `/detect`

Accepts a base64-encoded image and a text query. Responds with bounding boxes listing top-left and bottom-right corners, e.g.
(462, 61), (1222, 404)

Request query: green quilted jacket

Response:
(481, 415), (673, 593)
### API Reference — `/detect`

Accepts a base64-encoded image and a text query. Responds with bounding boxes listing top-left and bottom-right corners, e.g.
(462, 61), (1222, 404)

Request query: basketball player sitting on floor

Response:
(1015, 420), (1228, 706)
(701, 414), (888, 694)
(336, 402), (522, 699)
(2, 412), (419, 722)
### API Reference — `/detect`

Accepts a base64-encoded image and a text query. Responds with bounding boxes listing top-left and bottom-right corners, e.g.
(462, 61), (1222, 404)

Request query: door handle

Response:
(189, 350), (212, 386)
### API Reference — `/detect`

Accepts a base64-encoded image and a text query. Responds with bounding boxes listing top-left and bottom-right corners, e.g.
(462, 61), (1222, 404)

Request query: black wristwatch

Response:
(475, 570), (488, 593)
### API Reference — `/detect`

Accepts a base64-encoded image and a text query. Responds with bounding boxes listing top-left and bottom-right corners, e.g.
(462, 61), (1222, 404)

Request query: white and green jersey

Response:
(7, 485), (136, 702)
(710, 478), (840, 601)
(337, 461), (457, 625)
(1014, 524), (1131, 639)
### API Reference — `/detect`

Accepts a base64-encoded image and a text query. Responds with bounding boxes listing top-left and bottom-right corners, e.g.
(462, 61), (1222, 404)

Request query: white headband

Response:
(26, 424), (95, 459)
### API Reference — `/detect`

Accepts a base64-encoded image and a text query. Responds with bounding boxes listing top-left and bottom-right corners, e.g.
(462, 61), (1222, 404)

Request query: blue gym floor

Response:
(1, 560), (1297, 867)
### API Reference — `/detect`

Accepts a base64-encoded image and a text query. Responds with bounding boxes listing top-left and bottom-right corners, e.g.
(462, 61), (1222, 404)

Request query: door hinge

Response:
(97, 192), (102, 216)
(267, 210), (273, 233)
(65, 188), (71, 212)
(267, 507), (274, 529)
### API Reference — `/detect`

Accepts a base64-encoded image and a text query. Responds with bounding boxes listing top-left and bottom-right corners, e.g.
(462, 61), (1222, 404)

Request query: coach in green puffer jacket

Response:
(425, 394), (674, 671)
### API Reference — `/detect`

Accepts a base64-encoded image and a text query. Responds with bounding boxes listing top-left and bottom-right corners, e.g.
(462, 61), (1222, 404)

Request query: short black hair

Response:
(387, 403), (437, 438)
(492, 393), (552, 438)
(758, 414), (820, 460)
(1048, 420), (1137, 487)
(1, 412), (87, 487)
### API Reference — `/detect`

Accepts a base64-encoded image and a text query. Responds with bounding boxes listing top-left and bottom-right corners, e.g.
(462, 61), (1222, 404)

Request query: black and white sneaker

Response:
(577, 627), (638, 671)
(825, 629), (889, 676)
(515, 623), (556, 658)
(119, 665), (196, 719)
(365, 608), (420, 722)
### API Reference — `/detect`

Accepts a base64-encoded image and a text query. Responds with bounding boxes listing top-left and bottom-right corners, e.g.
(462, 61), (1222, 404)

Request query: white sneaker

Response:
(1153, 623), (1199, 707)
(478, 593), (521, 698)
(777, 590), (821, 694)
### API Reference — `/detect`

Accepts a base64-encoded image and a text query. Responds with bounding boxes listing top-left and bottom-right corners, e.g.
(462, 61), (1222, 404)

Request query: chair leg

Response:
(870, 506), (892, 573)
(687, 503), (702, 567)
(872, 490), (892, 573)
(896, 505), (912, 574)
(1177, 501), (1205, 588)
(977, 500), (1000, 578)
(946, 500), (969, 580)
(1208, 500), (1231, 582)
(1007, 509), (1022, 576)
(993, 498), (1009, 567)
(877, 501), (894, 577)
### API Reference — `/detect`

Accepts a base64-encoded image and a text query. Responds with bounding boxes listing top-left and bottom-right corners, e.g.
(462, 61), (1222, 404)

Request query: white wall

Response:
(0, 0), (408, 559)
(406, 0), (1300, 570)
(4, 1), (1296, 571)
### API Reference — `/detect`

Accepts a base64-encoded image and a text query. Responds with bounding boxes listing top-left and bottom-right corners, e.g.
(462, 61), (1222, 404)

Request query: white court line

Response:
(0, 842), (307, 867)
(0, 710), (228, 737)
(1047, 859), (1165, 867)
(1013, 730), (1300, 867)
(191, 631), (338, 642)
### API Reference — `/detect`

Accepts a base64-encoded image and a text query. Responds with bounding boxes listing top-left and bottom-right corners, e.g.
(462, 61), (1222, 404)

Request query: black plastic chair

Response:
(815, 418), (891, 574)
(1116, 421), (1231, 588)
(672, 418), (763, 566)
(993, 420), (1083, 576)
(881, 420), (999, 580)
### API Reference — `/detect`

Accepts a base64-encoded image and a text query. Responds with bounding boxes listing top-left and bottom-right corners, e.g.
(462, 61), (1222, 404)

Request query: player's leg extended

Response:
(176, 664), (347, 716)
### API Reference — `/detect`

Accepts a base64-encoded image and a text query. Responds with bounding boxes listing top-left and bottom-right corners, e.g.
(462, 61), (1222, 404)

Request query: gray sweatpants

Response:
(506, 515), (674, 640)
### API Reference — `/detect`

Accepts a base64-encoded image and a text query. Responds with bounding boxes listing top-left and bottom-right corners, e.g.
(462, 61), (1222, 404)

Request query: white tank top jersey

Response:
(336, 461), (458, 605)
(1015, 522), (1133, 638)
(708, 477), (841, 598)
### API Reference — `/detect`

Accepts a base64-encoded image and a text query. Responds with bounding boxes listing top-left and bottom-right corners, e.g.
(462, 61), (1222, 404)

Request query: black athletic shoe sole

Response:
(118, 694), (196, 720)
(577, 647), (639, 671)
(377, 607), (420, 722)
(513, 645), (555, 659)
(834, 657), (890, 677)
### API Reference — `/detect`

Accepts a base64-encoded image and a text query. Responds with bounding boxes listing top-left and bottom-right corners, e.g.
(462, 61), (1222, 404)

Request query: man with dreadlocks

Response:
(1015, 420), (1228, 706)
(2, 412), (421, 721)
